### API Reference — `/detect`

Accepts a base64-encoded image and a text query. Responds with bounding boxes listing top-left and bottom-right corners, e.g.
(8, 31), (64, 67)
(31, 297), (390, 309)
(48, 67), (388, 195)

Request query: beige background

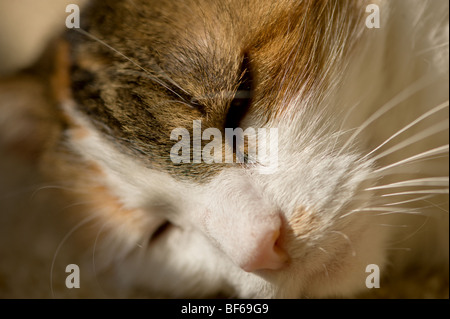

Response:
(0, 0), (87, 75)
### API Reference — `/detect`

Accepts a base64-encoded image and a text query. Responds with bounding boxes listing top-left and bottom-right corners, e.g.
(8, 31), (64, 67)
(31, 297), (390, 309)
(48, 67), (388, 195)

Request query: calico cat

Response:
(0, 0), (448, 298)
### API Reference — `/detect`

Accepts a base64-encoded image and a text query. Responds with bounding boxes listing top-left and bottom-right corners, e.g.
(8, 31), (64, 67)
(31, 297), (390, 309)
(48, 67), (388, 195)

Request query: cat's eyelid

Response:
(234, 90), (252, 99)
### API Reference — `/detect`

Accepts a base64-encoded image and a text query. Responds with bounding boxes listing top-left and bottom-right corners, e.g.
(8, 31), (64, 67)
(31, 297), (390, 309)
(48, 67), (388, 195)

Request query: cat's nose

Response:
(204, 208), (288, 272)
(238, 225), (288, 272)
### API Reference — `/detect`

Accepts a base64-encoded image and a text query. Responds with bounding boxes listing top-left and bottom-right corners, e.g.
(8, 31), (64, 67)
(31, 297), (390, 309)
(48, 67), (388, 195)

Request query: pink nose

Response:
(239, 228), (288, 272)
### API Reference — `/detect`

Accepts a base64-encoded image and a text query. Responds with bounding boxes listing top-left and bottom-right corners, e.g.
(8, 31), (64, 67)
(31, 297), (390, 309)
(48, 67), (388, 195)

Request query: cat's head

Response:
(58, 0), (448, 297)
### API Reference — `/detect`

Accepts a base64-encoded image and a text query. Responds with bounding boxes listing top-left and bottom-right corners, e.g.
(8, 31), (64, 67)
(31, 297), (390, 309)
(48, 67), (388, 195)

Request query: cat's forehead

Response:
(80, 0), (364, 104)
(68, 0), (366, 182)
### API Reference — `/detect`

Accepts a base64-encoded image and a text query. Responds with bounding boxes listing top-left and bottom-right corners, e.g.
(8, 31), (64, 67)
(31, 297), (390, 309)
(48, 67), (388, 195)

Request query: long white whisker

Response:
(363, 155), (449, 180)
(339, 99), (365, 132)
(340, 75), (438, 154)
(366, 177), (449, 191)
(371, 103), (448, 158)
(349, 206), (423, 213)
(363, 101), (448, 160)
(370, 120), (449, 162)
(340, 206), (427, 219)
(381, 189), (449, 197)
(376, 203), (441, 213)
(371, 145), (449, 175)
(376, 212), (425, 217)
(382, 195), (435, 206)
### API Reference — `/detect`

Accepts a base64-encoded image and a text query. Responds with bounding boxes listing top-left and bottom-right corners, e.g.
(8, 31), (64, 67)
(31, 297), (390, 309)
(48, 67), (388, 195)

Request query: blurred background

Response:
(0, 0), (87, 75)
(0, 0), (108, 298)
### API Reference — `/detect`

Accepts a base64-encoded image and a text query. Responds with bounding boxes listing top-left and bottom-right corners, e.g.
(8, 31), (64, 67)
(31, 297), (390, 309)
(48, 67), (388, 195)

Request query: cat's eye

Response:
(225, 55), (254, 163)
(225, 55), (253, 130)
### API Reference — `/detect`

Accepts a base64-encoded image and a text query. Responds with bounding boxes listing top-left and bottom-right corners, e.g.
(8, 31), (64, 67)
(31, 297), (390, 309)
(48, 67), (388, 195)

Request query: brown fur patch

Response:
(50, 40), (72, 102)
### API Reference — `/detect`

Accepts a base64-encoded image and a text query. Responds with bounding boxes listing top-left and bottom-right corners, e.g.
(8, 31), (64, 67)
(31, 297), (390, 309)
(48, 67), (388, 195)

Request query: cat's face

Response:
(60, 0), (448, 297)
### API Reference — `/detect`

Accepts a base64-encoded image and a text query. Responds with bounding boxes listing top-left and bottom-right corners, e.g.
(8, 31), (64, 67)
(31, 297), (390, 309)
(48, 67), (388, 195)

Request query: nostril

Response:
(239, 228), (289, 272)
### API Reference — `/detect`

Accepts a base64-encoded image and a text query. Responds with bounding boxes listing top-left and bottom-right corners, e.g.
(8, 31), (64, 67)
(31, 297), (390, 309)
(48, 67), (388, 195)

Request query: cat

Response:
(0, 0), (448, 298)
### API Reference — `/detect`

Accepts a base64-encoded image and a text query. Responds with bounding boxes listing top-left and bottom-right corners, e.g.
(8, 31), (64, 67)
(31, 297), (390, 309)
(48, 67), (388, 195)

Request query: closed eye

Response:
(225, 54), (253, 130)
(225, 55), (254, 164)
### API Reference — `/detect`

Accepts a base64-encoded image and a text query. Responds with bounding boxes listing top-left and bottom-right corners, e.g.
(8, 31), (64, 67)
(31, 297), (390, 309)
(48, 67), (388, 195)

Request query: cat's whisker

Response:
(347, 206), (422, 213)
(416, 41), (449, 55)
(92, 222), (108, 276)
(51, 200), (103, 217)
(381, 195), (435, 206)
(370, 120), (449, 162)
(388, 214), (431, 246)
(339, 75), (438, 155)
(376, 211), (426, 217)
(386, 247), (412, 251)
(338, 95), (370, 134)
(148, 62), (191, 97)
(167, 100), (198, 110)
(365, 177), (449, 191)
(0, 184), (61, 201)
(328, 126), (358, 156)
(50, 214), (97, 298)
(91, 221), (111, 298)
(30, 185), (86, 201)
(370, 144), (449, 175)
(362, 155), (449, 181)
(380, 203), (443, 212)
(329, 231), (356, 257)
(378, 224), (410, 228)
(362, 101), (449, 160)
(340, 206), (427, 219)
(422, 199), (449, 213)
(121, 69), (191, 100)
(74, 28), (187, 102)
(380, 189), (449, 197)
